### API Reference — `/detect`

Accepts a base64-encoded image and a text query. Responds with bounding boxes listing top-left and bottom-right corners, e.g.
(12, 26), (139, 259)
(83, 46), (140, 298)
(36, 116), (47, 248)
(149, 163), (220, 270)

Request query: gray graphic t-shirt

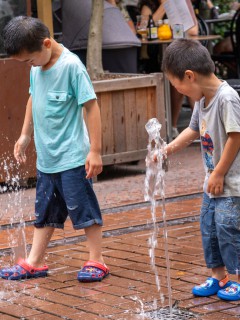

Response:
(189, 81), (240, 197)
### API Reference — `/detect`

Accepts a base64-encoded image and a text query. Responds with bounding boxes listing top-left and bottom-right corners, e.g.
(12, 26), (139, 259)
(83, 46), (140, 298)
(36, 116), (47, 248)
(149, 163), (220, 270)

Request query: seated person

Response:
(139, 0), (198, 138)
(106, 0), (136, 33)
(140, 0), (198, 35)
(62, 0), (140, 74)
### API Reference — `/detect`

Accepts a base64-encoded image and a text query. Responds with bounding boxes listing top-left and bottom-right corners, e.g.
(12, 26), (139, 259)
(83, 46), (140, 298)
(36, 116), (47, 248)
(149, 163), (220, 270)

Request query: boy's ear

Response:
(185, 70), (195, 81)
(43, 38), (51, 48)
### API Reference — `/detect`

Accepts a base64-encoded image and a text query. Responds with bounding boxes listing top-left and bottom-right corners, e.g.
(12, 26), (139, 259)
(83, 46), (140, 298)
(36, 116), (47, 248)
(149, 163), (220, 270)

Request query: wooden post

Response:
(36, 0), (53, 37)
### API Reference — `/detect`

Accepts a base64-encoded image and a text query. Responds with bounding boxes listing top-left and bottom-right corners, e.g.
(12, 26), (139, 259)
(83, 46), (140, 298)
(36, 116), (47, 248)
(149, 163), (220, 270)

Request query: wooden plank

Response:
(146, 87), (156, 121)
(111, 91), (126, 153)
(93, 73), (163, 93)
(124, 89), (138, 151)
(102, 149), (147, 166)
(155, 73), (167, 139)
(135, 88), (148, 149)
(99, 92), (114, 155)
(37, 0), (54, 37)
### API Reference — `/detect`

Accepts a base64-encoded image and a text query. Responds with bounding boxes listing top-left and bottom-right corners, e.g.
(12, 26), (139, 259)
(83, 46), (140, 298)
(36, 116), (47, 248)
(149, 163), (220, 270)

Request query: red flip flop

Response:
(77, 260), (110, 282)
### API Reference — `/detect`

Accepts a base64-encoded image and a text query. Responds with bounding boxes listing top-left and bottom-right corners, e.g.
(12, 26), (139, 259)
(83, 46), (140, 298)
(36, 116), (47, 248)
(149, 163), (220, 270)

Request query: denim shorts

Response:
(34, 166), (103, 230)
(200, 193), (240, 274)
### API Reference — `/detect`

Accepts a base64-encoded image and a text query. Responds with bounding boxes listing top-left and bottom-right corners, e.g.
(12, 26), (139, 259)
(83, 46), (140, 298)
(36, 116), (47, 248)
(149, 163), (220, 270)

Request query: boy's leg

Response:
(27, 226), (55, 267)
(0, 169), (59, 280)
(59, 166), (109, 282)
(29, 170), (67, 267)
(77, 223), (109, 282)
(192, 193), (231, 296)
(0, 226), (53, 280)
(84, 224), (104, 264)
(60, 168), (105, 264)
(215, 197), (240, 301)
(211, 266), (227, 281)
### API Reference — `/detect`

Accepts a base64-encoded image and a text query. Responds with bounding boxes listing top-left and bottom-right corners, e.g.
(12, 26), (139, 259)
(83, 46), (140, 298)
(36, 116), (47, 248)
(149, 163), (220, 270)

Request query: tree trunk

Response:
(87, 0), (104, 80)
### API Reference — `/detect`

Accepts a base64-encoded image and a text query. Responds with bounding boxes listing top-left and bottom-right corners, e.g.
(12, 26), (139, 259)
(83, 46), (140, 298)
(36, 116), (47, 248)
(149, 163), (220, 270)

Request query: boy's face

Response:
(167, 71), (203, 102)
(11, 39), (51, 68)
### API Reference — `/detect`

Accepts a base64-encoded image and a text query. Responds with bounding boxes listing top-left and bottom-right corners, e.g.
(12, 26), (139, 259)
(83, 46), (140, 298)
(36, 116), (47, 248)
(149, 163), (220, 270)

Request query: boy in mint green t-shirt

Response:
(0, 16), (109, 282)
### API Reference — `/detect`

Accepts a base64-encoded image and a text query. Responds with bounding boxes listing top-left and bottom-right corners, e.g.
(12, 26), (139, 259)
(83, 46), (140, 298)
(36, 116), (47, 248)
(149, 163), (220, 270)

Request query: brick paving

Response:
(0, 144), (239, 319)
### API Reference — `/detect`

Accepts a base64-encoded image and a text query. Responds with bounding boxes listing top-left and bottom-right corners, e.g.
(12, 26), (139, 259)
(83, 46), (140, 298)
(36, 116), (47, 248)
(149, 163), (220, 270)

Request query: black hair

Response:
(162, 38), (215, 80)
(2, 15), (50, 55)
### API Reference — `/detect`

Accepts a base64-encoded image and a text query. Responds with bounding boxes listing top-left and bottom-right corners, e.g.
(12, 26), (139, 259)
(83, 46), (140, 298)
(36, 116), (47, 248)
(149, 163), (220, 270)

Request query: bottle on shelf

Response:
(147, 14), (158, 41)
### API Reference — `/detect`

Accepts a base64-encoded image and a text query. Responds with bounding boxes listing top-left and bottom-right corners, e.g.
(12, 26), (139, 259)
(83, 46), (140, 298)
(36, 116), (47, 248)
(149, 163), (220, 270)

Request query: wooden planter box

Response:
(0, 60), (165, 183)
(93, 73), (166, 165)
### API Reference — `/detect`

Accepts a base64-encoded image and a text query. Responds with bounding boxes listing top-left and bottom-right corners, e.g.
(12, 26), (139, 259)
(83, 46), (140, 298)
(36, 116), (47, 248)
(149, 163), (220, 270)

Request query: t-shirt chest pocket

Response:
(47, 91), (68, 103)
(46, 91), (68, 119)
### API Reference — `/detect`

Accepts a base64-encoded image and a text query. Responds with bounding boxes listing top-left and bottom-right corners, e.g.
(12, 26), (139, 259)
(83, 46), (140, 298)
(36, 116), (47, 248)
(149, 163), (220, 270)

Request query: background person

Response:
(62, 0), (140, 74)
(139, 0), (198, 138)
(107, 0), (136, 33)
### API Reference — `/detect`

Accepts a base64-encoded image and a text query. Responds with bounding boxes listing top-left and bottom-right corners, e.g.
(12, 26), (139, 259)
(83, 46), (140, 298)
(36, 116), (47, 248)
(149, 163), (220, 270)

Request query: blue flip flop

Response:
(217, 282), (240, 301)
(0, 258), (48, 280)
(192, 276), (231, 297)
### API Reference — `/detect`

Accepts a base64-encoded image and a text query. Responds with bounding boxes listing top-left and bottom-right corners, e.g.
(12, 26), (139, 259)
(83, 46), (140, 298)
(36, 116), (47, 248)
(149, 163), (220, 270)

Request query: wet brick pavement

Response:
(0, 144), (239, 319)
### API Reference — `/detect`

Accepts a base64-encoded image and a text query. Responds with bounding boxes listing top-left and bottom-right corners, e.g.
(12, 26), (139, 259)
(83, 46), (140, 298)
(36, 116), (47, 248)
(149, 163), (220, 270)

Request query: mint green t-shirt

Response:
(30, 47), (96, 173)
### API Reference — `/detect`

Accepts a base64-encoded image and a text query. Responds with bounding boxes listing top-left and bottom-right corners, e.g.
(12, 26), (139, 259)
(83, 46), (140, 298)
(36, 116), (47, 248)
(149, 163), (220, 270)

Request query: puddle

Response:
(146, 307), (200, 319)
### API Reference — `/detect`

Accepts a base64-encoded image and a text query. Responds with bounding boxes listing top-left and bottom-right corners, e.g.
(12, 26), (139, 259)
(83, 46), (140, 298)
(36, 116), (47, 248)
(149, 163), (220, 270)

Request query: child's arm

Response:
(14, 96), (33, 163)
(84, 99), (103, 179)
(166, 127), (199, 156)
(207, 132), (240, 196)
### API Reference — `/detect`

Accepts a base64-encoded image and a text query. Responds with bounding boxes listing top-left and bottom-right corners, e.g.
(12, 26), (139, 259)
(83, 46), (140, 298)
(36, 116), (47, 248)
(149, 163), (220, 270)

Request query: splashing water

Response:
(144, 118), (172, 314)
(1, 157), (28, 263)
(0, 155), (31, 301)
(130, 295), (145, 317)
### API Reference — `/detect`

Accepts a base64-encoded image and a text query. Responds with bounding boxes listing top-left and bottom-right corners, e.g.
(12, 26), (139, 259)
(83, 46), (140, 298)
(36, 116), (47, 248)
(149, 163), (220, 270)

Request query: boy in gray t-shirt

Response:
(161, 39), (240, 301)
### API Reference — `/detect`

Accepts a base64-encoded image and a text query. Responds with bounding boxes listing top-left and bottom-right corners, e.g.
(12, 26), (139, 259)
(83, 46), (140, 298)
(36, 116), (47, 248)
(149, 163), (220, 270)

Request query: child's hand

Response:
(153, 152), (158, 162)
(14, 134), (31, 163)
(153, 149), (167, 162)
(207, 171), (224, 196)
(85, 151), (103, 179)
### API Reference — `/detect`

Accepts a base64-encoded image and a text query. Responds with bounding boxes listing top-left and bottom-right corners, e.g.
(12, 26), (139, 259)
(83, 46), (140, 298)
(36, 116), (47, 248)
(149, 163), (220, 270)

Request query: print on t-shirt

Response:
(200, 119), (214, 172)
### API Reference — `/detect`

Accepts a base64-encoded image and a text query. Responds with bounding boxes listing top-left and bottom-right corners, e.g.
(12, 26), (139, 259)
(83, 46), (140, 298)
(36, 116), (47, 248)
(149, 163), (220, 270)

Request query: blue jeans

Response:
(34, 166), (103, 229)
(201, 193), (240, 274)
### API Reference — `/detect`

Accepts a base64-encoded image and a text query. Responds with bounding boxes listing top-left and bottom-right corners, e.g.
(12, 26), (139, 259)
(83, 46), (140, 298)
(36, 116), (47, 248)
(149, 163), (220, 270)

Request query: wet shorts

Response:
(34, 166), (103, 229)
(200, 193), (240, 274)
